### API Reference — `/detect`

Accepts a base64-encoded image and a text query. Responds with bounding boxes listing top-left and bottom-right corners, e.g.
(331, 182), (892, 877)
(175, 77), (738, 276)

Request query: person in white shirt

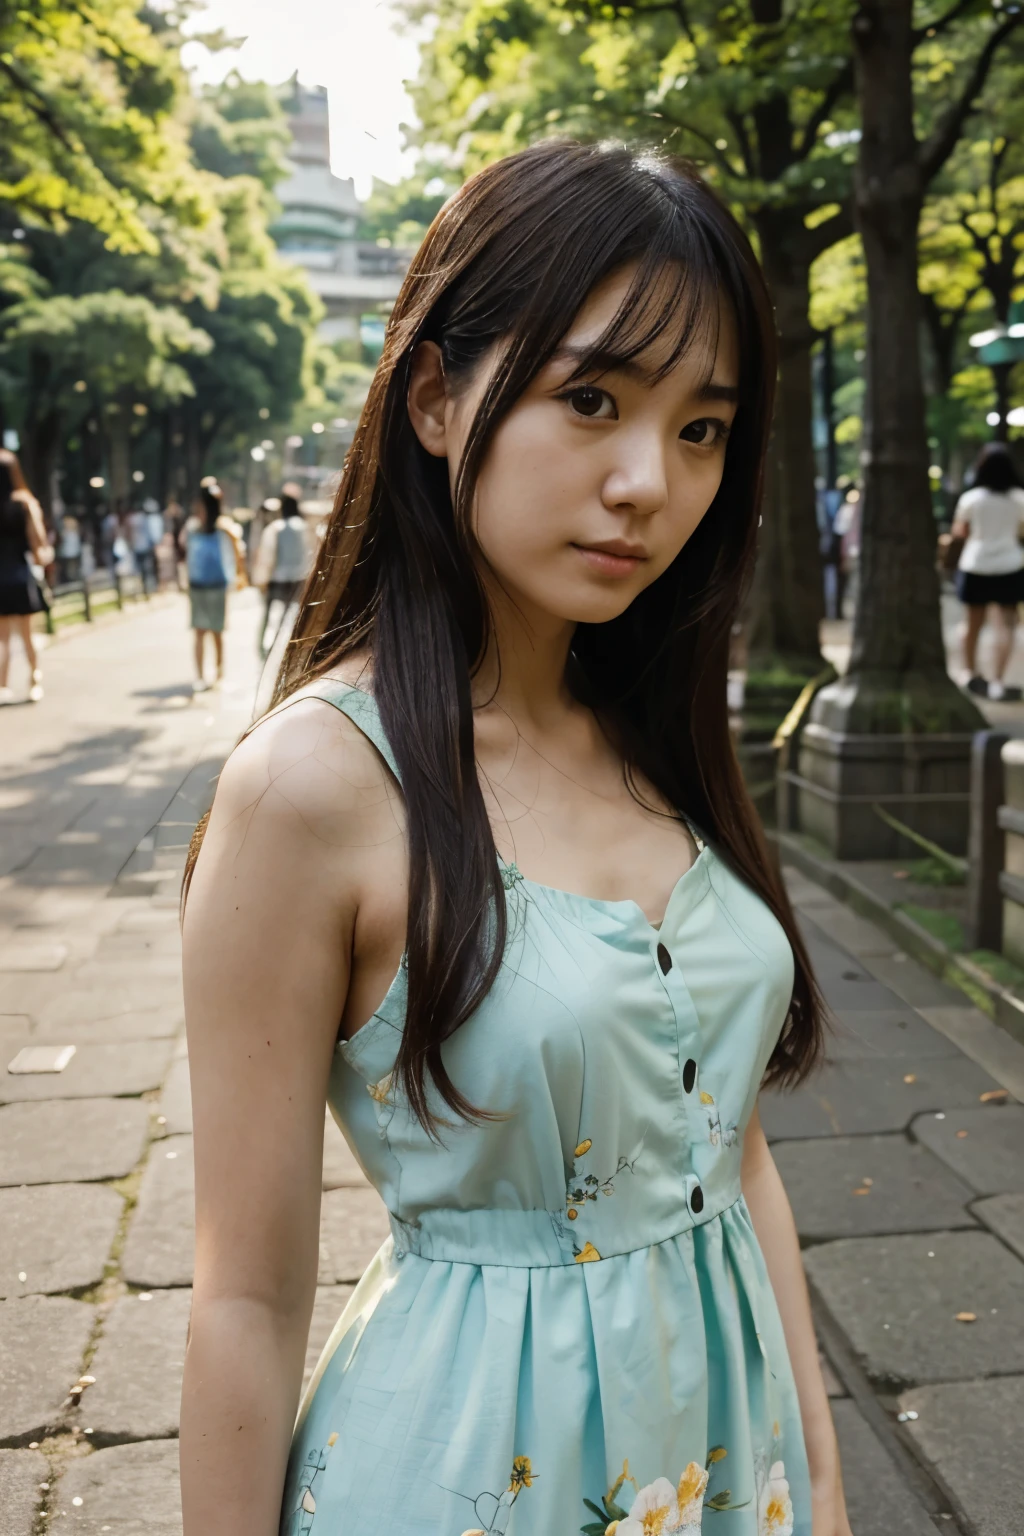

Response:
(952, 443), (1024, 700)
(252, 489), (315, 658)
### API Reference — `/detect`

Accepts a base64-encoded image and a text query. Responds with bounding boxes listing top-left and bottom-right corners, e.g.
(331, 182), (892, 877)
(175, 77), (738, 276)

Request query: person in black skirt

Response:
(0, 449), (53, 704)
(952, 442), (1024, 701)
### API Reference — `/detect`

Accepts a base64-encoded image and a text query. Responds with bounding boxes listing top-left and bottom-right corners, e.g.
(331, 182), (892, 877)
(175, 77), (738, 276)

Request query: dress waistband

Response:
(387, 1189), (744, 1269)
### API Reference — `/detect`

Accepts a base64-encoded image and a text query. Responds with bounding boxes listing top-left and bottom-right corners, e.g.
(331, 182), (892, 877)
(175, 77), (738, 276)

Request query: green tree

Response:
(0, 0), (205, 253)
(0, 288), (211, 503)
(405, 0), (862, 676)
(811, 0), (1024, 757)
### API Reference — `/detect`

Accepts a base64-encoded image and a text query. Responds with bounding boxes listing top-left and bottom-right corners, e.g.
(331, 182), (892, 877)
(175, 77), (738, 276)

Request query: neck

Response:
(472, 572), (576, 728)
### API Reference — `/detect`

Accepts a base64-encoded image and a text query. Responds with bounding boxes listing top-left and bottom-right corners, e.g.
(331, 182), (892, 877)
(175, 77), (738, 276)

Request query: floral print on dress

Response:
(367, 1072), (393, 1105)
(456, 1454), (536, 1534)
(755, 1454), (794, 1536)
(707, 1108), (738, 1148)
(565, 1137), (641, 1220)
(285, 1434), (338, 1533)
(580, 1447), (753, 1534)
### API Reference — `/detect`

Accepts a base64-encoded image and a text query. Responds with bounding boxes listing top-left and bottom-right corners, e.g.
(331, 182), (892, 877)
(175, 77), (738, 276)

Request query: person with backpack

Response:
(179, 483), (239, 693)
(252, 488), (315, 658)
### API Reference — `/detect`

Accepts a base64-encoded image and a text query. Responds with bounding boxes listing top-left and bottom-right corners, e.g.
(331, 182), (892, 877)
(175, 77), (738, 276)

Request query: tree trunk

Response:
(815, 0), (982, 734)
(992, 361), (1012, 441)
(747, 232), (825, 676)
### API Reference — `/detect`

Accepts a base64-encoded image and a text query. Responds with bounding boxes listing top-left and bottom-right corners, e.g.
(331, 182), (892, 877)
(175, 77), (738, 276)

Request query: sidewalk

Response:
(1, 596), (1022, 1533)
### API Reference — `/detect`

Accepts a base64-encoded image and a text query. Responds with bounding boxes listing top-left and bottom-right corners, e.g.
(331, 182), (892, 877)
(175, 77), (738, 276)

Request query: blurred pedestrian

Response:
(252, 487), (315, 658)
(180, 483), (238, 693)
(952, 442), (1024, 701)
(57, 512), (82, 584)
(0, 448), (54, 705)
(126, 504), (156, 592)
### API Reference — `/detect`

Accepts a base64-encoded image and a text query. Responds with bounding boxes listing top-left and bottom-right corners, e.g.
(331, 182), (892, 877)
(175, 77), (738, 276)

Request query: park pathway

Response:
(0, 594), (1022, 1534)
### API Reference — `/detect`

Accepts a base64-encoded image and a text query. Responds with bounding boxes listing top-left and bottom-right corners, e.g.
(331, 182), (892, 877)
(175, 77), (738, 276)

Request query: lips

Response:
(572, 541), (648, 577)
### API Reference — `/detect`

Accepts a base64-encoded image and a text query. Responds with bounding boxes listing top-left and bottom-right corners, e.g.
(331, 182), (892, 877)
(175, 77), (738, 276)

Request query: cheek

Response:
(471, 409), (585, 566)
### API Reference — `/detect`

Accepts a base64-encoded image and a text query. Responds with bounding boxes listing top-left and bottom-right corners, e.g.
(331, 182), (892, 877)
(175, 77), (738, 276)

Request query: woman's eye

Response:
(680, 417), (728, 446)
(564, 385), (614, 419)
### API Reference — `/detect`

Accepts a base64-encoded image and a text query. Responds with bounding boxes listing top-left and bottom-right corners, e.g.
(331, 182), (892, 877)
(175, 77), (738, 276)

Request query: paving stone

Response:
(897, 1376), (1024, 1536)
(806, 907), (899, 960)
(0, 1448), (48, 1535)
(56, 1440), (182, 1534)
(805, 1230), (1024, 1387)
(305, 1285), (355, 1387)
(37, 1009), (182, 1046)
(774, 1135), (977, 1239)
(153, 1056), (190, 1137)
(827, 1008), (962, 1062)
(0, 943), (68, 972)
(84, 1289), (190, 1444)
(761, 1056), (1002, 1140)
(0, 1039), (172, 1104)
(974, 1193), (1024, 1262)
(829, 1399), (935, 1535)
(121, 1135), (193, 1288)
(818, 1350), (844, 1397)
(861, 952), (965, 1008)
(0, 1184), (123, 1297)
(911, 1106), (1024, 1196)
(918, 1005), (1024, 1108)
(322, 1112), (368, 1189)
(38, 990), (183, 1038)
(116, 907), (185, 934)
(0, 1099), (150, 1186)
(0, 1296), (94, 1442)
(71, 958), (183, 986)
(794, 932), (900, 1012)
(318, 1187), (391, 1283)
(96, 932), (182, 957)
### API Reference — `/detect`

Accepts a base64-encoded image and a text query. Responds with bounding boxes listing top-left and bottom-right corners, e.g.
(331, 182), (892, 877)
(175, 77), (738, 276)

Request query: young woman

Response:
(0, 449), (52, 705)
(179, 483), (242, 693)
(180, 141), (850, 1536)
(953, 442), (1024, 701)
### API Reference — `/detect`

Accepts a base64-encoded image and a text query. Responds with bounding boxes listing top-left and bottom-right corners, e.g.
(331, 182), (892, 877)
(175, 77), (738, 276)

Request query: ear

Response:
(407, 341), (450, 458)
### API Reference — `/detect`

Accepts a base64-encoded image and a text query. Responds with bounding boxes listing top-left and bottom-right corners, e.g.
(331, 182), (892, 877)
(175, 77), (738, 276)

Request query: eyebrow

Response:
(550, 345), (739, 403)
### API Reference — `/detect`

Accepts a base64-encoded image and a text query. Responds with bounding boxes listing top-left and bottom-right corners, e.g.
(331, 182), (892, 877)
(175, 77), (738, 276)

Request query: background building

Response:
(270, 81), (410, 348)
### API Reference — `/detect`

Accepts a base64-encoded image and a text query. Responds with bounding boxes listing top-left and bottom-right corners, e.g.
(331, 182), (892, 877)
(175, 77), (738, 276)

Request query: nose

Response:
(600, 429), (669, 518)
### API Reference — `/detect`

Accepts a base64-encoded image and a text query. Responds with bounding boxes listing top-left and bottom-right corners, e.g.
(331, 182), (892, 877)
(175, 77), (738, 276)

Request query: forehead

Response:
(560, 261), (739, 386)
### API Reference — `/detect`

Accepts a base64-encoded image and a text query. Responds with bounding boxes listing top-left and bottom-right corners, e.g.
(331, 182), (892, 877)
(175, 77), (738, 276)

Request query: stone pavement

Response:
(1, 596), (1023, 1534)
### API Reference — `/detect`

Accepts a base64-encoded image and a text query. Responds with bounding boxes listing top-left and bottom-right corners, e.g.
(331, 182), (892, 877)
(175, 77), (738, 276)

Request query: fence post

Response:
(82, 576), (91, 623)
(114, 572), (123, 610)
(965, 729), (1009, 951)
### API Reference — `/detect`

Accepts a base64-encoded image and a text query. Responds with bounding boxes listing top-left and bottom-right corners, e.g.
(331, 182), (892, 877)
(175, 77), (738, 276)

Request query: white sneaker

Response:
(0, 686), (13, 706)
(192, 678), (210, 694)
(27, 672), (42, 702)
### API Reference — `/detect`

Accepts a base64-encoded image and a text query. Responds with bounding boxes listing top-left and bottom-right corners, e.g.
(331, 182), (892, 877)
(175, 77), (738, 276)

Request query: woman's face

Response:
(408, 263), (740, 635)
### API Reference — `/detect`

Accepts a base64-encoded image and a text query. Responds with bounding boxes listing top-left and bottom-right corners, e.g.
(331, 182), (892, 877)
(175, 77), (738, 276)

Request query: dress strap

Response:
(288, 678), (402, 784)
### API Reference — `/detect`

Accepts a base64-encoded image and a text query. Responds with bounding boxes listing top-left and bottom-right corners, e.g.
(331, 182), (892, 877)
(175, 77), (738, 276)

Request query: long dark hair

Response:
(198, 483), (222, 532)
(973, 442), (1024, 493)
(187, 140), (825, 1129)
(0, 448), (27, 506)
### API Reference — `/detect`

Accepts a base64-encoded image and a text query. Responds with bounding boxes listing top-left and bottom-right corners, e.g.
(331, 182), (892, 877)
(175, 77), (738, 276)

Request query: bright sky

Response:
(181, 0), (426, 198)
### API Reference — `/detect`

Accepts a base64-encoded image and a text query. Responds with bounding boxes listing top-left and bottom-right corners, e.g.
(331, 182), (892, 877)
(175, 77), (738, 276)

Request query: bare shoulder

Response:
(205, 694), (403, 874)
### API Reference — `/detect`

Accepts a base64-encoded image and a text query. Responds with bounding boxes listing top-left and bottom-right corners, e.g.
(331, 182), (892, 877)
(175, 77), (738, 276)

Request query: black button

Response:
(682, 1058), (697, 1094)
(657, 942), (672, 974)
(690, 1183), (704, 1214)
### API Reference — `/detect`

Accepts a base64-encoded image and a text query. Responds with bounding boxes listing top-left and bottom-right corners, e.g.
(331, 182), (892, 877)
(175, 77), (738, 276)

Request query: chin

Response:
(544, 584), (642, 627)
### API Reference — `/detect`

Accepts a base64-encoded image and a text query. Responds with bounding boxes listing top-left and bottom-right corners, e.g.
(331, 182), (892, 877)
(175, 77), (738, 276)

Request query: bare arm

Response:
(19, 493), (54, 566)
(742, 1105), (853, 1536)
(179, 700), (393, 1535)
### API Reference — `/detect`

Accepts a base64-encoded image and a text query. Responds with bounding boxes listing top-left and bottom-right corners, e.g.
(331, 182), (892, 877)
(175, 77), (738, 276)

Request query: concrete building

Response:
(271, 81), (409, 346)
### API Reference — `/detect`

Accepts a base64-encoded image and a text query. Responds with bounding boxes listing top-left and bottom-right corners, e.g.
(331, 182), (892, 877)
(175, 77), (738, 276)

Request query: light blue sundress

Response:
(282, 682), (811, 1536)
